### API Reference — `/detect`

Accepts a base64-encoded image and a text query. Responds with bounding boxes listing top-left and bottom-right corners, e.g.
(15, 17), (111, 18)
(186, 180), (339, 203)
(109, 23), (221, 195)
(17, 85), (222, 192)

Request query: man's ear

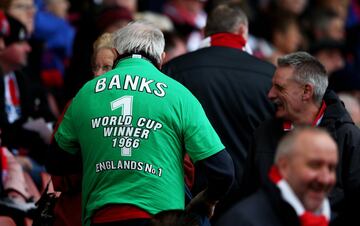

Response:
(112, 48), (121, 69)
(159, 52), (166, 69)
(302, 84), (314, 102)
(277, 157), (289, 179)
(237, 24), (248, 41)
(112, 48), (119, 59)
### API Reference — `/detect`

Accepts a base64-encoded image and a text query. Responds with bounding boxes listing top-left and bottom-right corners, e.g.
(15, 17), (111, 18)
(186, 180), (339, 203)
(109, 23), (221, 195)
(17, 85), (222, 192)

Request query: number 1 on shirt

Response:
(111, 96), (133, 156)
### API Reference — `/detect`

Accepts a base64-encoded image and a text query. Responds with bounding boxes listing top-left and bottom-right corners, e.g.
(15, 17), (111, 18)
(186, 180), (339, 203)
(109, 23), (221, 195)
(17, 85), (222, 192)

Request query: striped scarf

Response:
(269, 166), (330, 226)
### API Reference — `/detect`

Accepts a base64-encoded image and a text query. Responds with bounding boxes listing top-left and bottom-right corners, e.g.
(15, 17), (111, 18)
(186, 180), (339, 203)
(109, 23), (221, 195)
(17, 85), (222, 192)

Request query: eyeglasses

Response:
(10, 3), (36, 12)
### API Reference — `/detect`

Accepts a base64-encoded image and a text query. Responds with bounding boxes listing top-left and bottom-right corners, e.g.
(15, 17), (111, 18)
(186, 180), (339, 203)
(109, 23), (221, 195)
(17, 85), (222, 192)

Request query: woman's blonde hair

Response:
(93, 32), (114, 52)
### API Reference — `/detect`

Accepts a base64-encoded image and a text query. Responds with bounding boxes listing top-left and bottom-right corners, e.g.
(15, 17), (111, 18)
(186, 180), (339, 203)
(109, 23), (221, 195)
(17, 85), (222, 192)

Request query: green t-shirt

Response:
(55, 56), (224, 226)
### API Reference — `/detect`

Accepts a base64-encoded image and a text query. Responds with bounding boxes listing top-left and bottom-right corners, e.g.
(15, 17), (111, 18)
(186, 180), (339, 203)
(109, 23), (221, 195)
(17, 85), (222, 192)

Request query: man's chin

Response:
(304, 193), (326, 212)
(275, 110), (286, 119)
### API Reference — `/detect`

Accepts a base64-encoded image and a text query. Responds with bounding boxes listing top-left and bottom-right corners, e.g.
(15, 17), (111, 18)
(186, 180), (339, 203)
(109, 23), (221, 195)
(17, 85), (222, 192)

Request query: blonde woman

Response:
(91, 32), (118, 77)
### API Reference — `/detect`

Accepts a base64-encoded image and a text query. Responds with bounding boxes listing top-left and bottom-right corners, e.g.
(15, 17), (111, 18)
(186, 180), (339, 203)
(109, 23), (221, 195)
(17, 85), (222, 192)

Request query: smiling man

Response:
(216, 127), (337, 226)
(241, 51), (360, 226)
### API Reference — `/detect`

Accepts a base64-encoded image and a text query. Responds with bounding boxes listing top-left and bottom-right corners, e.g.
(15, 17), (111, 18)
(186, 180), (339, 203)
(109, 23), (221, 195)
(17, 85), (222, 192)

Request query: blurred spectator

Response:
(246, 34), (273, 58)
(309, 39), (345, 76)
(267, 13), (303, 65)
(1, 0), (39, 89)
(96, 6), (133, 33)
(250, 0), (307, 41)
(33, 0), (75, 117)
(34, 0), (75, 81)
(325, 1), (360, 96)
(0, 12), (36, 226)
(64, 5), (133, 103)
(135, 11), (174, 32)
(163, 0), (207, 51)
(0, 15), (54, 188)
(101, 0), (138, 13)
(0, 0), (36, 34)
(91, 32), (117, 77)
(215, 127), (337, 226)
(2, 0), (58, 122)
(273, 0), (308, 16)
(44, 0), (69, 18)
(338, 92), (360, 127)
(163, 31), (187, 64)
(134, 11), (187, 63)
(315, 0), (350, 19)
(307, 9), (345, 42)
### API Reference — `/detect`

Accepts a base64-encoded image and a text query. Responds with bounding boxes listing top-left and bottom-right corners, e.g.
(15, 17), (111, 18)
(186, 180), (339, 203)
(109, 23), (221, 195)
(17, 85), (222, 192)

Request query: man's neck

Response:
(292, 103), (322, 126)
(0, 61), (14, 75)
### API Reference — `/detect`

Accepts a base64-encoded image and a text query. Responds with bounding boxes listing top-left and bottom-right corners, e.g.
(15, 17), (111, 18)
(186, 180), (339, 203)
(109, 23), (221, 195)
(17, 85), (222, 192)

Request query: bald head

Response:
(275, 127), (337, 163)
(275, 127), (338, 212)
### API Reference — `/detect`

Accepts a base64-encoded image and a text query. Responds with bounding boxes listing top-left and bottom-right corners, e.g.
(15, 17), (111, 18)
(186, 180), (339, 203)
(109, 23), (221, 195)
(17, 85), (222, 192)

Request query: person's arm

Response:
(45, 139), (81, 176)
(2, 148), (30, 202)
(45, 99), (81, 176)
(186, 149), (234, 217)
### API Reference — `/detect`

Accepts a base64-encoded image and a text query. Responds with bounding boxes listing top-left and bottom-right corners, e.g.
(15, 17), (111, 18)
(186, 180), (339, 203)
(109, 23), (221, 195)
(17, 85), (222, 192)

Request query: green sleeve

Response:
(182, 96), (224, 162)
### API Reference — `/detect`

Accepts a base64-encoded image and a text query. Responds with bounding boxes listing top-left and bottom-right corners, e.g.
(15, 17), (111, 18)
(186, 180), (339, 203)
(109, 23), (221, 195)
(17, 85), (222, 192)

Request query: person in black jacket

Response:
(243, 51), (360, 226)
(215, 127), (338, 226)
(162, 3), (275, 218)
(0, 15), (54, 188)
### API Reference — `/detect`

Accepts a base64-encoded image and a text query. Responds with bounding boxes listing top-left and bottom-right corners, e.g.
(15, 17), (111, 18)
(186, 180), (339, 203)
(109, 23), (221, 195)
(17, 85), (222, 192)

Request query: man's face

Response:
(0, 41), (31, 69)
(7, 0), (35, 34)
(327, 17), (345, 41)
(281, 132), (338, 212)
(279, 0), (308, 15)
(268, 66), (305, 121)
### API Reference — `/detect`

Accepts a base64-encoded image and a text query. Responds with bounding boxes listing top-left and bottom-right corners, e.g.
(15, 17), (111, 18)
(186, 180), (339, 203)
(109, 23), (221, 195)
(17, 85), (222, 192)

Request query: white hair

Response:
(112, 21), (165, 65)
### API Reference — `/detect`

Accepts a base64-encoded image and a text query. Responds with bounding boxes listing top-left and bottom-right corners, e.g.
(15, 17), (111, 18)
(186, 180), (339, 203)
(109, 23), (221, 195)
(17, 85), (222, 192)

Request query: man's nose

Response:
(268, 86), (276, 99)
(317, 167), (336, 186)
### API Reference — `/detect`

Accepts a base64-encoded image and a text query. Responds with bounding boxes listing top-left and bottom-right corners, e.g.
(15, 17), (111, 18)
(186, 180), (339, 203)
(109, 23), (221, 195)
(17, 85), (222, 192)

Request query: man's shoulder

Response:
(323, 90), (358, 128)
(255, 118), (282, 133)
(214, 189), (274, 226)
(163, 47), (275, 75)
(252, 118), (284, 149)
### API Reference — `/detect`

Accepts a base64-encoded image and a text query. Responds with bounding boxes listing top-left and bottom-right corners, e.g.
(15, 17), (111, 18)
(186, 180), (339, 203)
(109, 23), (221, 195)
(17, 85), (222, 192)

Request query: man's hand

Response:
(185, 189), (218, 218)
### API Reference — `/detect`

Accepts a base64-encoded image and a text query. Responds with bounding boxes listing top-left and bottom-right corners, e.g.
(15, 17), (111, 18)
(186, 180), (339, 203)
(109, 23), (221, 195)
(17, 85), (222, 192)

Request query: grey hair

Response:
(274, 127), (330, 163)
(112, 21), (165, 65)
(205, 3), (248, 37)
(277, 51), (328, 105)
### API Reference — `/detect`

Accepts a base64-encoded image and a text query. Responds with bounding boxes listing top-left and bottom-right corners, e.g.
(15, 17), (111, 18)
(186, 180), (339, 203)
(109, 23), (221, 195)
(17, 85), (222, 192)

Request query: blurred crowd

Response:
(2, 0), (360, 121)
(0, 0), (360, 225)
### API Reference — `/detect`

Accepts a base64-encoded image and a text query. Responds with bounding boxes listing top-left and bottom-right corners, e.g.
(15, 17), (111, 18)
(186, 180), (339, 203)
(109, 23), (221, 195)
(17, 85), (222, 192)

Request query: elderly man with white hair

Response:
(46, 21), (234, 226)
